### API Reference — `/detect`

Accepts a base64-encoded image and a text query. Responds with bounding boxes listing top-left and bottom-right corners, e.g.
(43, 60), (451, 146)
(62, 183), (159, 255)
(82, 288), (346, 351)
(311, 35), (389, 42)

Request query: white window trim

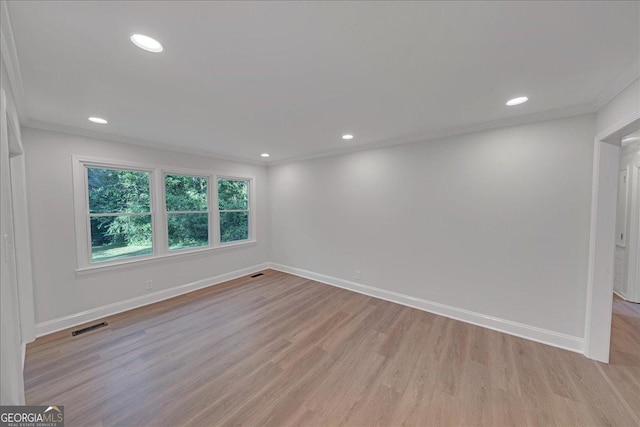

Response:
(163, 170), (212, 253)
(216, 174), (256, 247)
(72, 156), (256, 275)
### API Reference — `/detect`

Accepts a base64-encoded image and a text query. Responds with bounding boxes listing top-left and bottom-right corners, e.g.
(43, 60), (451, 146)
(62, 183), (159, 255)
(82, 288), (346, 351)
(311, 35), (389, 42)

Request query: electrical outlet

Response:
(354, 270), (360, 281)
(146, 280), (153, 291)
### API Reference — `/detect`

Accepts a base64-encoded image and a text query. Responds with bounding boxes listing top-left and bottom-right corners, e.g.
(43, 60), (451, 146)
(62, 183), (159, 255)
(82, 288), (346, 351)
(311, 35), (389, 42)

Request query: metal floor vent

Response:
(251, 272), (264, 278)
(72, 322), (108, 336)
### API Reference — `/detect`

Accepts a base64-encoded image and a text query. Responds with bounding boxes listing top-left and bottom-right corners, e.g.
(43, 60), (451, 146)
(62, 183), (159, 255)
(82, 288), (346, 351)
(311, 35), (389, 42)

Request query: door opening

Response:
(584, 117), (639, 363)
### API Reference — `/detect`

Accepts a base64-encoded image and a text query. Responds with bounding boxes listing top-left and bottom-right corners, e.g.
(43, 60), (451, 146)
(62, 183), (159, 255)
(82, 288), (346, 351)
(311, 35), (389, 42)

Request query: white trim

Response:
(635, 197), (640, 302)
(584, 140), (620, 362)
(635, 205), (640, 302)
(75, 239), (257, 276)
(10, 155), (36, 344)
(615, 168), (629, 247)
(584, 114), (640, 362)
(584, 138), (601, 359)
(626, 163), (640, 303)
(6, 108), (22, 156)
(591, 60), (640, 112)
(26, 104), (595, 167)
(269, 106), (595, 166)
(21, 342), (26, 370)
(269, 263), (584, 354)
(613, 289), (628, 300)
(29, 105), (593, 167)
(0, 0), (28, 123)
(216, 175), (255, 244)
(19, 77), (637, 168)
(72, 156), (258, 272)
(26, 120), (267, 166)
(36, 262), (270, 337)
(596, 111), (640, 143)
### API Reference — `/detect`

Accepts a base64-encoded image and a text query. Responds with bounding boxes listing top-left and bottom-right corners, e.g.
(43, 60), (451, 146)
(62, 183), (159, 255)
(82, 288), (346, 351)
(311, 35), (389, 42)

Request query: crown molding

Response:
(269, 103), (596, 166)
(5, 0), (635, 168)
(591, 59), (640, 112)
(271, 61), (640, 167)
(24, 119), (268, 167)
(0, 0), (29, 123)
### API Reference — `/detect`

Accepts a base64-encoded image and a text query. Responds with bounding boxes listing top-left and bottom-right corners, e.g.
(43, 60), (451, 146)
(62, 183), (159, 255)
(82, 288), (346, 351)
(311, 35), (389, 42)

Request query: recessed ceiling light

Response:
(506, 96), (529, 106)
(261, 153), (270, 158)
(342, 134), (354, 140)
(88, 117), (108, 124)
(130, 34), (164, 53)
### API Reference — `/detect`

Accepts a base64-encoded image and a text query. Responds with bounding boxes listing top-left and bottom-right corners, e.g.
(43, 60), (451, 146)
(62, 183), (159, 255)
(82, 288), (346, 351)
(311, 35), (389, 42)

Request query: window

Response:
(218, 178), (250, 243)
(73, 157), (255, 271)
(165, 174), (209, 251)
(87, 167), (153, 263)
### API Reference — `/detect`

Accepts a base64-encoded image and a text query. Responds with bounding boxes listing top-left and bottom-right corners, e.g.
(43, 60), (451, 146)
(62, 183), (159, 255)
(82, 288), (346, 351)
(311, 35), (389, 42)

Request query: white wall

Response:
(596, 78), (640, 137)
(270, 114), (595, 339)
(22, 127), (270, 328)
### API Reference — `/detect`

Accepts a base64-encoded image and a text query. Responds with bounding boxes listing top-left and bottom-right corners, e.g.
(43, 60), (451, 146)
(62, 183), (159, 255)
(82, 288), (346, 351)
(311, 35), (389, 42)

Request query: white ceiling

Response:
(6, 1), (640, 163)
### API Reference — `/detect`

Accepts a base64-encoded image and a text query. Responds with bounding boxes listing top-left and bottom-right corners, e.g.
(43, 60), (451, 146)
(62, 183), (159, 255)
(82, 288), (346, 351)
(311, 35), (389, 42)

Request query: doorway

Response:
(585, 117), (640, 363)
(614, 130), (640, 303)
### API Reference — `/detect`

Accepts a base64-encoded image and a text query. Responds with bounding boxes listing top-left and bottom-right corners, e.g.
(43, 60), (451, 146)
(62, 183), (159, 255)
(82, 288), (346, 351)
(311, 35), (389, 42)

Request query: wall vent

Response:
(72, 322), (108, 336)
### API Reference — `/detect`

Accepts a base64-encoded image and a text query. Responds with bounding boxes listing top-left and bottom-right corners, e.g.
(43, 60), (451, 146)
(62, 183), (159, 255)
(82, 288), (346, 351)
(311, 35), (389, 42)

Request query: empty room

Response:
(1, 1), (639, 426)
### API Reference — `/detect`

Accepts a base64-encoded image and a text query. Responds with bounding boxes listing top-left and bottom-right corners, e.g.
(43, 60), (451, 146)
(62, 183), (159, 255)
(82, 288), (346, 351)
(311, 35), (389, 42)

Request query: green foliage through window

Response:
(165, 174), (208, 211)
(84, 164), (253, 264)
(218, 178), (249, 243)
(87, 167), (153, 263)
(165, 174), (209, 250)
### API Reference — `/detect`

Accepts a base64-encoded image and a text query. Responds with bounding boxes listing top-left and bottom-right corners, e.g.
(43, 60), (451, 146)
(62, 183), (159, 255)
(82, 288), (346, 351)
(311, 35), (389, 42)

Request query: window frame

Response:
(216, 175), (254, 246)
(86, 165), (156, 263)
(73, 156), (256, 275)
(163, 171), (212, 253)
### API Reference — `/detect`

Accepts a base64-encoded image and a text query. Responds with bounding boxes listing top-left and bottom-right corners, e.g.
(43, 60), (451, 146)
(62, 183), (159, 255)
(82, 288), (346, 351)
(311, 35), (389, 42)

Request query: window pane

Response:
(220, 211), (249, 243)
(165, 175), (208, 212)
(88, 168), (151, 213)
(168, 213), (209, 250)
(218, 178), (248, 210)
(90, 215), (152, 262)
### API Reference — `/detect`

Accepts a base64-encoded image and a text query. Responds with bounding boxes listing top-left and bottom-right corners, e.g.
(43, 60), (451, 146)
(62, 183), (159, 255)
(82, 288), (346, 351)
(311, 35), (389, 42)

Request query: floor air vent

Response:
(72, 322), (108, 336)
(251, 273), (264, 278)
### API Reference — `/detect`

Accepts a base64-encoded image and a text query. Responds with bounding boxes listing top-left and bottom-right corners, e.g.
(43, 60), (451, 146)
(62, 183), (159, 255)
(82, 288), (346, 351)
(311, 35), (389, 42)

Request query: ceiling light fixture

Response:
(88, 117), (108, 124)
(261, 153), (270, 158)
(506, 96), (528, 106)
(130, 34), (164, 53)
(342, 134), (354, 140)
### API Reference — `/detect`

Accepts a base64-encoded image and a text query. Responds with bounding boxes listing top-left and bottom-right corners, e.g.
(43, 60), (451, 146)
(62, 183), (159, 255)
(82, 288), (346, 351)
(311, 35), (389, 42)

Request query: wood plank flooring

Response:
(24, 270), (639, 426)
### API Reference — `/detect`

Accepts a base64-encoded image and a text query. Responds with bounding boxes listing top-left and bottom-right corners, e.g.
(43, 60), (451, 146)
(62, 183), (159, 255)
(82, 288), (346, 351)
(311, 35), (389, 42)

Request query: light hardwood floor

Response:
(24, 270), (639, 426)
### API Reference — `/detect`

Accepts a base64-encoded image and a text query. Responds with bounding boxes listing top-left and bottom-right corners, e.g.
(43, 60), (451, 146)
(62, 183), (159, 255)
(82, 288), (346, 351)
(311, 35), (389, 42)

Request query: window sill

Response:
(75, 239), (257, 276)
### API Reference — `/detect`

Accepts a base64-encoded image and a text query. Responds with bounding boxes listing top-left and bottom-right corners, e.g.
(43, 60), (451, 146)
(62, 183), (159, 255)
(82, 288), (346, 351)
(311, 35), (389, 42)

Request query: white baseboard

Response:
(35, 262), (270, 337)
(613, 289), (640, 303)
(34, 260), (585, 354)
(269, 263), (585, 354)
(613, 289), (627, 300)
